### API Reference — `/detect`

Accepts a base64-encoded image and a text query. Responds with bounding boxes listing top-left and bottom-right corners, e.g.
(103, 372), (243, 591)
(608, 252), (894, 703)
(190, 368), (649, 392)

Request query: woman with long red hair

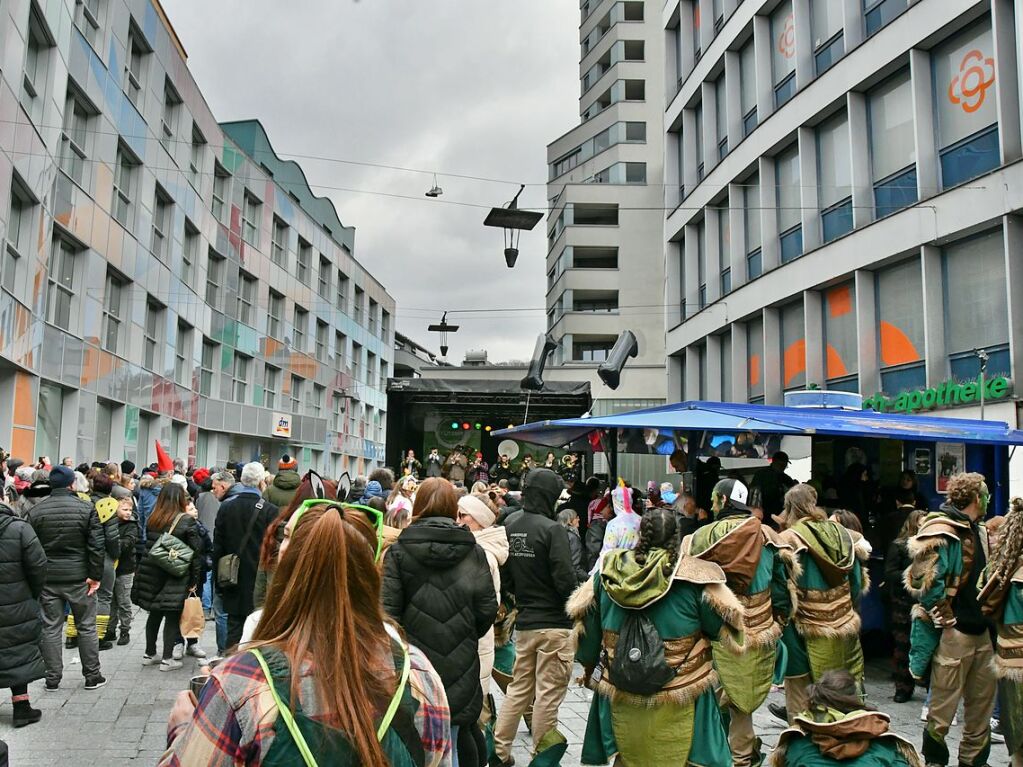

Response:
(159, 502), (453, 766)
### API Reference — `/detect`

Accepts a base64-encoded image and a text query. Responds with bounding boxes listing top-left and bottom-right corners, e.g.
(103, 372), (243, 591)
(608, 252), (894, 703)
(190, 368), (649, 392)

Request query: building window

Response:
(175, 321), (191, 385)
(868, 69), (917, 218)
(352, 342), (362, 379)
(143, 298), (163, 371)
(5, 177), (34, 293)
(691, 0), (701, 62)
(102, 271), (125, 353)
(151, 185), (172, 261)
(290, 375), (304, 414)
(715, 75), (727, 159)
(877, 259), (925, 393)
(817, 112), (853, 243)
(237, 270), (255, 325)
(124, 20), (148, 107)
(22, 5), (52, 112)
(694, 102), (704, 181)
(573, 338), (615, 362)
(268, 289), (283, 339)
(335, 331), (346, 370)
(74, 0), (102, 47)
(336, 270), (348, 311)
(36, 382), (64, 463)
(696, 220), (707, 309)
(942, 230), (1010, 379)
(189, 124), (206, 188)
(771, 1), (796, 107)
(864, 0), (907, 37)
(232, 354), (249, 403)
(205, 249), (224, 309)
(780, 302), (806, 390)
(160, 77), (181, 153)
(353, 287), (365, 324)
(381, 310), (390, 341)
(200, 338), (217, 396)
(933, 20), (999, 190)
(318, 255), (331, 297)
(718, 207), (731, 294)
(60, 86), (92, 187)
(368, 299), (378, 334)
(315, 320), (328, 361)
(380, 361), (389, 390)
(775, 145), (802, 262)
(242, 191), (261, 245)
(47, 238), (76, 330)
(823, 282), (858, 386)
(271, 217), (288, 266)
(312, 384), (325, 418)
(296, 237), (311, 284)
(739, 39), (757, 135)
(293, 305), (307, 352)
(811, 2), (844, 75)
(263, 365), (279, 409)
(366, 352), (376, 386)
(747, 316), (764, 401)
(212, 163), (228, 222)
(112, 141), (139, 227)
(332, 393), (345, 432)
(182, 218), (198, 285)
(744, 175), (762, 279)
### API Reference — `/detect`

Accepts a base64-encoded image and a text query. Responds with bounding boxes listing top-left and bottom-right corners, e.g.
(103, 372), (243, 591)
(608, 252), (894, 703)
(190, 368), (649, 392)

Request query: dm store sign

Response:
(273, 413), (292, 438)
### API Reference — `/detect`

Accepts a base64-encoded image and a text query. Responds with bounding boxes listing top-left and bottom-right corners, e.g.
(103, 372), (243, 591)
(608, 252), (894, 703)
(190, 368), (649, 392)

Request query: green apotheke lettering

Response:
(862, 375), (1011, 414)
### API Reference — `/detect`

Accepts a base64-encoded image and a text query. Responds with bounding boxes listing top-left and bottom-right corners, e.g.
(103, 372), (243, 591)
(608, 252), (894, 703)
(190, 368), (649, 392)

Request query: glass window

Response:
(144, 299), (161, 371)
(151, 186), (172, 261)
(200, 338), (216, 396)
(290, 375), (304, 414)
(776, 144), (801, 236)
(692, 0), (701, 60)
(933, 20), (999, 187)
(814, 37), (843, 75)
(313, 384), (325, 417)
(315, 320), (328, 361)
(175, 322), (191, 385)
(694, 103), (704, 180)
(60, 88), (90, 186)
(112, 143), (138, 227)
(747, 316), (764, 400)
(352, 342), (362, 378)
(160, 78), (180, 153)
(5, 179), (31, 293)
(263, 365), (279, 409)
(293, 306), (307, 352)
(36, 382), (63, 461)
(865, 0), (907, 37)
(868, 69), (915, 179)
(232, 354), (248, 403)
(335, 331), (346, 370)
(74, 0), (101, 46)
(812, 2), (843, 50)
(574, 339), (615, 362)
(771, 2), (796, 87)
(780, 301), (805, 389)
(744, 175), (761, 253)
(47, 238), (75, 330)
(942, 230), (1008, 360)
(719, 206), (730, 286)
(124, 22), (146, 106)
(817, 112), (853, 242)
(268, 290), (283, 339)
(720, 333), (732, 400)
(336, 270), (348, 310)
(318, 256), (331, 296)
(205, 249), (223, 309)
(877, 259), (924, 369)
(212, 164), (228, 222)
(824, 282), (858, 381)
(182, 218), (198, 285)
(102, 272), (124, 353)
(189, 124), (205, 187)
(715, 75), (727, 157)
(740, 39), (757, 132)
(242, 192), (260, 246)
(697, 220), (707, 309)
(296, 239), (312, 284)
(237, 271), (255, 325)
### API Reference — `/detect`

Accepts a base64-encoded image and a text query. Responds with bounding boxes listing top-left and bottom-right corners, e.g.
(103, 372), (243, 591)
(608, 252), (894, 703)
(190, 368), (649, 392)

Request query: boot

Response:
(117, 629), (130, 646)
(12, 699), (42, 728)
(64, 636), (78, 649)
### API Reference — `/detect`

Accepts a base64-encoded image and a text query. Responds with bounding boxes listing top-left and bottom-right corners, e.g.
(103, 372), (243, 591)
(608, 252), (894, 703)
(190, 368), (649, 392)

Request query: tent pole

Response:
(610, 429), (618, 481)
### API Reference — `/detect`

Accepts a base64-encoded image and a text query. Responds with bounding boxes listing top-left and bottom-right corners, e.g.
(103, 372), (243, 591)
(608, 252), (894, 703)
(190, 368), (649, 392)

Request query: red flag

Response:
(155, 440), (173, 473)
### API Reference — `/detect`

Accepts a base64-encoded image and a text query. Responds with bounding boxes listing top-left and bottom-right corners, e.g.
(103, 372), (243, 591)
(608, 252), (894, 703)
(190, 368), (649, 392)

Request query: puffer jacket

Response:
(0, 503), (47, 688)
(473, 525), (509, 696)
(25, 488), (104, 583)
(382, 517), (498, 726)
(263, 470), (300, 509)
(116, 515), (140, 575)
(131, 513), (204, 612)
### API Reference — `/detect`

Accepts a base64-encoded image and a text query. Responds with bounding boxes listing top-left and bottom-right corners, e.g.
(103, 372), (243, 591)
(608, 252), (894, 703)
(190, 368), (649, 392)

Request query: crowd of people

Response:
(0, 446), (1020, 767)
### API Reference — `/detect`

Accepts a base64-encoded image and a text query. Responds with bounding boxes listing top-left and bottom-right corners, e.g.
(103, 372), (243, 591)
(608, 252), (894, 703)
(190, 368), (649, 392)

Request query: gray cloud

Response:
(162, 0), (580, 362)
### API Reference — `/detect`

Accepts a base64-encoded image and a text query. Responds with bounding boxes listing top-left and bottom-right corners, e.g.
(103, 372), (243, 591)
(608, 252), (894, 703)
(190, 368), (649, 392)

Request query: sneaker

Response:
(768, 703), (788, 723)
(141, 654), (162, 666)
(44, 680), (60, 692)
(186, 644), (207, 659)
(83, 675), (106, 691)
(64, 636), (77, 649)
(893, 691), (912, 703)
(990, 719), (1005, 744)
(117, 630), (130, 646)
(98, 639), (114, 651)
(159, 659), (184, 672)
(920, 706), (929, 722)
(171, 643), (185, 660)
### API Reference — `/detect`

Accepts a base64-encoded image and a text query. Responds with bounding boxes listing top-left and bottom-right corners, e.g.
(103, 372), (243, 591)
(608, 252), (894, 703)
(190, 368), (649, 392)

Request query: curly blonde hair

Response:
(946, 472), (987, 510)
(988, 498), (1023, 590)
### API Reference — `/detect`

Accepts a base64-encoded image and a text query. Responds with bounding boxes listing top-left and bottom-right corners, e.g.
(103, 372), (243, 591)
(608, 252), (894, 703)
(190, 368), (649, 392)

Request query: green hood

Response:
(791, 518), (854, 588)
(600, 548), (675, 609)
(272, 470), (301, 491)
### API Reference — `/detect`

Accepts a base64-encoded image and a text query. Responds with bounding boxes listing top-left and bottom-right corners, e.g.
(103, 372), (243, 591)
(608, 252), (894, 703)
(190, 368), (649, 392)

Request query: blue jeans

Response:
(201, 571), (213, 612)
(212, 591), (228, 656)
(450, 725), (459, 767)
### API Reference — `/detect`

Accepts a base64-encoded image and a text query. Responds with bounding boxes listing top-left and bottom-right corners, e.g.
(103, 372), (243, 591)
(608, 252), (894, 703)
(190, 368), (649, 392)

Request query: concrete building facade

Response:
(662, 0), (1023, 468)
(0, 0), (394, 474)
(545, 0), (668, 414)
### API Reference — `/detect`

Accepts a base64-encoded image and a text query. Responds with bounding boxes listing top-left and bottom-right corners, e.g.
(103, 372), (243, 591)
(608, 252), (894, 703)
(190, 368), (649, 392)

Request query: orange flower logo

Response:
(948, 49), (995, 113)
(777, 14), (795, 59)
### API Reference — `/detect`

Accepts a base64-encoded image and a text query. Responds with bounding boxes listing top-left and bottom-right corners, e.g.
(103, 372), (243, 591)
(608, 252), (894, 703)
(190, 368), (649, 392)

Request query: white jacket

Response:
(473, 525), (509, 695)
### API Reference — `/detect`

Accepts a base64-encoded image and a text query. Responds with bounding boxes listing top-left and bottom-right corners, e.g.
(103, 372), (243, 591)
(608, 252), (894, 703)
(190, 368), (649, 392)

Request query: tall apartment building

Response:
(545, 0), (667, 425)
(0, 0), (394, 475)
(662, 0), (1022, 468)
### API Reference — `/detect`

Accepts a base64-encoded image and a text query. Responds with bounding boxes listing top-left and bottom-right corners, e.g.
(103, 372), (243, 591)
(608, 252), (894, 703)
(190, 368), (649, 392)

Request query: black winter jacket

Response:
(131, 514), (204, 612)
(382, 517), (498, 726)
(0, 504), (46, 688)
(502, 469), (580, 631)
(212, 487), (277, 617)
(116, 515), (140, 575)
(25, 488), (104, 583)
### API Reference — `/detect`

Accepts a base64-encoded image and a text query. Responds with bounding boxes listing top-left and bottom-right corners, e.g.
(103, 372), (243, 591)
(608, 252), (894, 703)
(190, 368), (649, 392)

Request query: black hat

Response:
(121, 460), (136, 476)
(713, 478), (751, 511)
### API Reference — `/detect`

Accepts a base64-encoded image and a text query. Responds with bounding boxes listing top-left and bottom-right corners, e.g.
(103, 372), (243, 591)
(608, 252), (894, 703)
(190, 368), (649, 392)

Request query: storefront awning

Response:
(492, 400), (1023, 449)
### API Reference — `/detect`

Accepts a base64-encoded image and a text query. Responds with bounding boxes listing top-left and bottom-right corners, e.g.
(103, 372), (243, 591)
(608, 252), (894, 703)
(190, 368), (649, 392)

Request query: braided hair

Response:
(988, 497), (1023, 594)
(634, 507), (680, 567)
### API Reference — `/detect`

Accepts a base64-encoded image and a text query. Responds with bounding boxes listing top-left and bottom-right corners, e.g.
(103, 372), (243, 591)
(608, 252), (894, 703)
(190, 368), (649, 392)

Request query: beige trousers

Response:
(784, 673), (812, 724)
(728, 705), (759, 767)
(927, 628), (996, 765)
(493, 628), (575, 760)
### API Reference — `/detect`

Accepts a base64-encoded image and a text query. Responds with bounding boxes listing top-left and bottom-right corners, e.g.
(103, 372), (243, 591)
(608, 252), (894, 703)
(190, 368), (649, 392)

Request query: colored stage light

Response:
(484, 426), (492, 432)
(474, 423), (481, 430)
(451, 422), (459, 429)
(462, 423), (470, 430)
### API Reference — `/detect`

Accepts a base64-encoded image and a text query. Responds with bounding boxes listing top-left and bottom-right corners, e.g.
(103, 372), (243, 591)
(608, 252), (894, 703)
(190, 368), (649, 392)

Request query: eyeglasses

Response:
(292, 499), (385, 562)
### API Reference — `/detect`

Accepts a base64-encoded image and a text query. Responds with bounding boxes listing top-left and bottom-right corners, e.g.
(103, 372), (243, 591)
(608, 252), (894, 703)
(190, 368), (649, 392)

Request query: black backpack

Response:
(608, 610), (678, 696)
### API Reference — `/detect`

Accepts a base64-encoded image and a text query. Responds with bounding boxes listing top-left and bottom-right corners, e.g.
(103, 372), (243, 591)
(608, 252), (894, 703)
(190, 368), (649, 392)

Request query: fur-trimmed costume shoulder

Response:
(769, 711), (923, 767)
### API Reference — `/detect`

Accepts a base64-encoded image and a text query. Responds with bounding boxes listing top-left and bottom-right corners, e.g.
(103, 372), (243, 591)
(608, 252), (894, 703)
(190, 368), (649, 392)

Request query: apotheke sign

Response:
(862, 375), (1011, 414)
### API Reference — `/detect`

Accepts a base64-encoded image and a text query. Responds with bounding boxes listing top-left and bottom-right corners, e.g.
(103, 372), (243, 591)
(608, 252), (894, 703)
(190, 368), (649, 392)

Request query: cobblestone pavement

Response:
(0, 615), (1011, 766)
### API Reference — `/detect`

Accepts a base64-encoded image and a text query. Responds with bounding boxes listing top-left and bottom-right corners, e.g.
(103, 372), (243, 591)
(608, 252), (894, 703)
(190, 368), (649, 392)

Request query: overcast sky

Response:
(162, 0), (580, 363)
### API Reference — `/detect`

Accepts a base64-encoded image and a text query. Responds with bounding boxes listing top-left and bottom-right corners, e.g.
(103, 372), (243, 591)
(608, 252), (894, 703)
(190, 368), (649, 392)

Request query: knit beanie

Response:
(279, 454), (297, 470)
(457, 494), (496, 528)
(49, 465), (75, 489)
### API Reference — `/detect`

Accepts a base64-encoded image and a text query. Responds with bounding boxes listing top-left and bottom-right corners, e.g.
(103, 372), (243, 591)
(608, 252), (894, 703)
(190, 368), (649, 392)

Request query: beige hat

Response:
(457, 494), (496, 528)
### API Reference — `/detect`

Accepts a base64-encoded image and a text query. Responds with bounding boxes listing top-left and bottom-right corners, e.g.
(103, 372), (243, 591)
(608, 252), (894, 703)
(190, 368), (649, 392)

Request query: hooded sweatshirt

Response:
(263, 469), (300, 509)
(502, 468), (580, 630)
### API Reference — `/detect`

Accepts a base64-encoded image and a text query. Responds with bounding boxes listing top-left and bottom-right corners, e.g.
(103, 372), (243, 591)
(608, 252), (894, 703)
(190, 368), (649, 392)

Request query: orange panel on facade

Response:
(879, 321), (921, 367)
(827, 285), (852, 317)
(11, 426), (34, 460)
(826, 345), (849, 379)
(13, 372), (35, 427)
(783, 339), (807, 387)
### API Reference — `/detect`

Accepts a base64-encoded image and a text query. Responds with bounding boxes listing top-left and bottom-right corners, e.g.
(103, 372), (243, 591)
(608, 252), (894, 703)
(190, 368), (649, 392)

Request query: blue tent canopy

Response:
(492, 400), (1023, 449)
